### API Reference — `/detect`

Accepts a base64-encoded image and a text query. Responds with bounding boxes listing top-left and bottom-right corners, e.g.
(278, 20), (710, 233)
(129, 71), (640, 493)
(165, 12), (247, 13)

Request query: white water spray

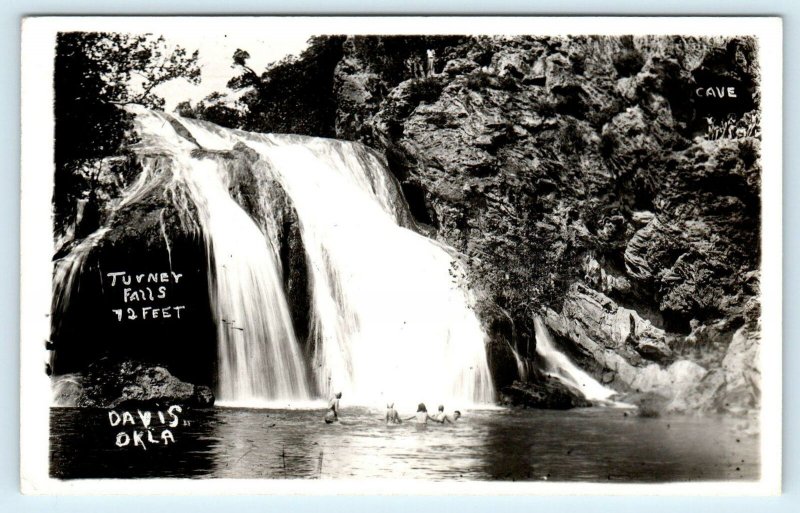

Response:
(534, 316), (616, 402)
(182, 158), (311, 403)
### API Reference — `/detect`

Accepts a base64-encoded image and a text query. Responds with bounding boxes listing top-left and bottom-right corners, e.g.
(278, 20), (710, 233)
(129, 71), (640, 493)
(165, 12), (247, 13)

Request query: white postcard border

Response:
(20, 15), (783, 495)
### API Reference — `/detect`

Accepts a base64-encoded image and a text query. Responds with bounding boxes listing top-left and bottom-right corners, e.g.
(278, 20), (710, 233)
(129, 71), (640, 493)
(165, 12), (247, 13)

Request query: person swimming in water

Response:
(324, 392), (342, 424)
(442, 410), (461, 424)
(405, 403), (439, 424)
(385, 403), (402, 424)
(432, 405), (461, 424)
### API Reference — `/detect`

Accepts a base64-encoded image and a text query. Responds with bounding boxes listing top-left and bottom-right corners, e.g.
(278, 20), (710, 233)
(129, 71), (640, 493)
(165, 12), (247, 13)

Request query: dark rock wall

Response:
(51, 156), (218, 387)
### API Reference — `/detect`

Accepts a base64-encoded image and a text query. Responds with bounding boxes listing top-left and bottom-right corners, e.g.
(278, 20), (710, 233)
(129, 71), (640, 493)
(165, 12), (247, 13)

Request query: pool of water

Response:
(49, 406), (759, 482)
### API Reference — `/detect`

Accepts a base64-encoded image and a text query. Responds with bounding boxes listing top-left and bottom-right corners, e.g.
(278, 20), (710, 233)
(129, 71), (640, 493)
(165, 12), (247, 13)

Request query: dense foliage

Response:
(179, 36), (345, 137)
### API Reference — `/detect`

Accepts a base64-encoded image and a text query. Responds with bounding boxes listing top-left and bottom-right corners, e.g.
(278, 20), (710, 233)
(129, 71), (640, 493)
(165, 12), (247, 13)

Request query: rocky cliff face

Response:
(329, 35), (762, 414)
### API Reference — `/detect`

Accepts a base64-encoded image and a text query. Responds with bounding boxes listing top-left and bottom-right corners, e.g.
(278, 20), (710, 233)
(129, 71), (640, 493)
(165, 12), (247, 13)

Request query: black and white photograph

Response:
(19, 17), (782, 494)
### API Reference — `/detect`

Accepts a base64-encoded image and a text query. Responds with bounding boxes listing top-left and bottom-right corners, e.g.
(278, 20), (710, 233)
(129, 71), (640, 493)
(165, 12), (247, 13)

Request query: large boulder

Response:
(663, 325), (759, 414)
(500, 379), (591, 410)
(547, 283), (675, 366)
(68, 359), (215, 409)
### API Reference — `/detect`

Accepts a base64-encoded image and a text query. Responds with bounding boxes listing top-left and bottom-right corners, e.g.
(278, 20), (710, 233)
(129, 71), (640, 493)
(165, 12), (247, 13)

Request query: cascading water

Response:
(53, 106), (494, 408)
(181, 158), (311, 404)
(533, 316), (617, 402)
(155, 110), (494, 408)
(130, 113), (312, 405)
(509, 343), (529, 382)
(52, 228), (109, 333)
(261, 142), (494, 407)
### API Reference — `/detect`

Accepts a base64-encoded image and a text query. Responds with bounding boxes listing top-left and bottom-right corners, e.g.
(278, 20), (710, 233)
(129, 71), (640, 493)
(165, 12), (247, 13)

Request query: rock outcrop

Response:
(58, 359), (215, 409)
(500, 379), (591, 410)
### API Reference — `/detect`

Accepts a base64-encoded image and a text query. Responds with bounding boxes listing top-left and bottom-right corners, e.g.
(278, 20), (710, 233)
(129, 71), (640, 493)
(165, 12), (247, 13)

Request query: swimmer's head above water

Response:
(387, 402), (394, 408)
(335, 392), (342, 399)
(454, 410), (462, 420)
(417, 403), (427, 413)
(438, 405), (444, 412)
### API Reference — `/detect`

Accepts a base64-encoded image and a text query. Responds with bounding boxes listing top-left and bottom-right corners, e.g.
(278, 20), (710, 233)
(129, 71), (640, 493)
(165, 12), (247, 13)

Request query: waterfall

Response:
(509, 342), (529, 381)
(53, 106), (495, 408)
(533, 316), (616, 402)
(262, 142), (495, 407)
(52, 228), (109, 332)
(181, 158), (311, 404)
(129, 112), (312, 405)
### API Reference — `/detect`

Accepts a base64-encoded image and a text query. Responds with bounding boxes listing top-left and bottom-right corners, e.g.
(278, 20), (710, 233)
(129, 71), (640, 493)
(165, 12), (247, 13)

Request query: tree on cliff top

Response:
(54, 32), (200, 237)
(236, 36), (346, 137)
(177, 36), (470, 138)
(179, 36), (346, 137)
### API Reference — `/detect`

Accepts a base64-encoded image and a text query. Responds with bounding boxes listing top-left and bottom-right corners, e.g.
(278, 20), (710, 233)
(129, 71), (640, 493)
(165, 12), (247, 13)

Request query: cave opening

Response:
(400, 180), (437, 227)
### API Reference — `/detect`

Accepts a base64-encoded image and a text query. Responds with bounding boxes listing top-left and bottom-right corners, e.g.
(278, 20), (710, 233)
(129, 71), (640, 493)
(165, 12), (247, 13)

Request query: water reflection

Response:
(50, 407), (759, 481)
(476, 408), (759, 482)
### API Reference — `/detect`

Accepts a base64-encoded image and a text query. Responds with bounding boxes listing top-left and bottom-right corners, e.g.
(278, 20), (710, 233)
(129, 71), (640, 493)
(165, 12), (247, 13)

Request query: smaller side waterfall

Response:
(52, 229), (109, 331)
(508, 342), (529, 381)
(533, 316), (617, 402)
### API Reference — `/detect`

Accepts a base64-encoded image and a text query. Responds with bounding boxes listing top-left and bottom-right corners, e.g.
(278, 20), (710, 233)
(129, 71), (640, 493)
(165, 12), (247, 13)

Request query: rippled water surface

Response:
(50, 406), (759, 481)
